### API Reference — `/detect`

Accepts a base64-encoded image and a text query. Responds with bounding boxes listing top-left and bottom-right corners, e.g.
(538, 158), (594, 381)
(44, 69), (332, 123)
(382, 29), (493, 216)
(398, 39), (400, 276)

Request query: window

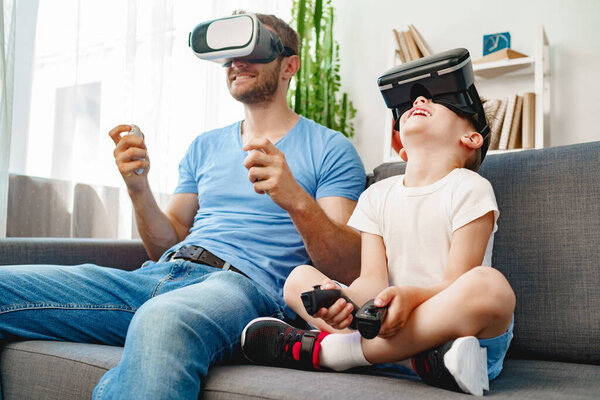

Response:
(4, 0), (292, 238)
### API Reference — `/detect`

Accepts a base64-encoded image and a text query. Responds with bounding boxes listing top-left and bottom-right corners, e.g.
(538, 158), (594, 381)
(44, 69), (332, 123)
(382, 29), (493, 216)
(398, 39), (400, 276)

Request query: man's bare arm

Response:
(287, 194), (362, 284)
(243, 138), (362, 283)
(130, 191), (198, 261)
(109, 125), (198, 260)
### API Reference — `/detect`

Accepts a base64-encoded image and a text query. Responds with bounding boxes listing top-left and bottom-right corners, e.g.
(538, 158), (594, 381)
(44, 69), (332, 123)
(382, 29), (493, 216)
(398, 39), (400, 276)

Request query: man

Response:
(0, 12), (365, 399)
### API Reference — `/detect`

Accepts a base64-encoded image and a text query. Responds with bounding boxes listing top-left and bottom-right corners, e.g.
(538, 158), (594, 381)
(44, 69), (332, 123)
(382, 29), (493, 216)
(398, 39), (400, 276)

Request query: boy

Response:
(241, 92), (516, 396)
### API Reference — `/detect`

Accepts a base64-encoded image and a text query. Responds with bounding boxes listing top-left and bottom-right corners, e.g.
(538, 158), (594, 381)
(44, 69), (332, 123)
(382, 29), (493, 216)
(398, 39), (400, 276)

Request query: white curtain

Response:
(7, 0), (291, 238)
(0, 0), (16, 238)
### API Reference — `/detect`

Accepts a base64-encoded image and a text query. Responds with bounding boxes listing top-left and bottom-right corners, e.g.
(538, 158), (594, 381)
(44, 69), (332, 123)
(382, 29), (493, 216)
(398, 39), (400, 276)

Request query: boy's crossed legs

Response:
(242, 264), (515, 396)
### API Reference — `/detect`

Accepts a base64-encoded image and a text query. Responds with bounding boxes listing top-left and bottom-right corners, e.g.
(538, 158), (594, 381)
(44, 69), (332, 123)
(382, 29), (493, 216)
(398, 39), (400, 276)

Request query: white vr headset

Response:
(189, 14), (295, 67)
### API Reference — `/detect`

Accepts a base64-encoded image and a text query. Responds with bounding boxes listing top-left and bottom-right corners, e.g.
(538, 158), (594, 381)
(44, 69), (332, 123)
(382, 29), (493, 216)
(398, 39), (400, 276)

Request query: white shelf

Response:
(383, 25), (550, 163)
(473, 57), (534, 78)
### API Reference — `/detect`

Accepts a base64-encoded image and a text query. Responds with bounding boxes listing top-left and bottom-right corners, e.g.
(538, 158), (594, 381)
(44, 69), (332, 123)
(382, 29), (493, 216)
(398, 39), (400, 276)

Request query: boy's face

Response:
(399, 96), (476, 151)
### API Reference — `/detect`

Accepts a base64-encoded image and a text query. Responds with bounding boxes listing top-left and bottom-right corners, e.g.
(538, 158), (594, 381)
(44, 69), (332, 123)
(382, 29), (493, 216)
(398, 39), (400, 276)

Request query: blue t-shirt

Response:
(161, 116), (365, 310)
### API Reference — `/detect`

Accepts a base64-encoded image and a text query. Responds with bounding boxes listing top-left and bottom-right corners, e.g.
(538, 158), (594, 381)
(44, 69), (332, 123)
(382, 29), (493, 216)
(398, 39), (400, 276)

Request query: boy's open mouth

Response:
(409, 108), (432, 118)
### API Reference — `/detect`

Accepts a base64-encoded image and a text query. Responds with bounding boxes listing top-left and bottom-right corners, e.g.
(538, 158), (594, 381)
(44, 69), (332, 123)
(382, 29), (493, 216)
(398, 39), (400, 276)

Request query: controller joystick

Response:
(126, 124), (145, 175)
(300, 285), (359, 329)
(355, 299), (387, 339)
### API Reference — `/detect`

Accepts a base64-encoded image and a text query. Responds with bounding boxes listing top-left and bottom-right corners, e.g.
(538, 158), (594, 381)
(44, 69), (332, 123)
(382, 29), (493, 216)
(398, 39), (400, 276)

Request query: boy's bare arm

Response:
(316, 232), (389, 330)
(345, 232), (389, 303)
(443, 211), (495, 281)
(376, 211), (495, 337)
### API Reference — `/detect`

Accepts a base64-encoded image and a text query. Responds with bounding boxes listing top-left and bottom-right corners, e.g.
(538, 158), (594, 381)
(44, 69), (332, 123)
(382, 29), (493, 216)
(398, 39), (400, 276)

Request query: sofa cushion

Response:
(370, 142), (600, 365)
(0, 238), (148, 270)
(3, 341), (598, 400)
(205, 360), (600, 400)
(0, 341), (121, 400)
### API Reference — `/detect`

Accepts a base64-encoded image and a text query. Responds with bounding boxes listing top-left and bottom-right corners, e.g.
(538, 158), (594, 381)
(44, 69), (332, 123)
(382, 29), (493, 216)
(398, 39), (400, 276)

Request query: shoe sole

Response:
(443, 336), (489, 396)
(240, 317), (283, 362)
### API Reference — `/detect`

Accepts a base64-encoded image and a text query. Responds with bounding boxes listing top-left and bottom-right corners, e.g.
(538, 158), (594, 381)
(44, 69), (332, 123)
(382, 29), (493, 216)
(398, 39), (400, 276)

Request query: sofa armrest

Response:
(0, 238), (149, 271)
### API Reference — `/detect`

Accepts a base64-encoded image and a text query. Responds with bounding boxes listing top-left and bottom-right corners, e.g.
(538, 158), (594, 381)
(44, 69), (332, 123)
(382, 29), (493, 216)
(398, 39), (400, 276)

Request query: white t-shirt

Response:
(348, 168), (499, 288)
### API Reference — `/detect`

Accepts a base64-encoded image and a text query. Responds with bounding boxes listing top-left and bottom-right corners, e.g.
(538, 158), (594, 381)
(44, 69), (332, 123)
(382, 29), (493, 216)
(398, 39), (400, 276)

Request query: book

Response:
(395, 49), (406, 64)
(498, 94), (517, 150)
(489, 98), (508, 150)
(484, 98), (502, 122)
(398, 30), (412, 63)
(392, 29), (408, 63)
(507, 95), (523, 149)
(403, 30), (422, 61)
(473, 48), (528, 64)
(521, 92), (536, 148)
(408, 24), (432, 57)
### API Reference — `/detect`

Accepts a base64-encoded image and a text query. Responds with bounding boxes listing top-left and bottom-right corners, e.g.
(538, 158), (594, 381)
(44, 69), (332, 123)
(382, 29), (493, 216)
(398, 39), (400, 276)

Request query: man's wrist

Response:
(287, 189), (315, 215)
(127, 180), (151, 200)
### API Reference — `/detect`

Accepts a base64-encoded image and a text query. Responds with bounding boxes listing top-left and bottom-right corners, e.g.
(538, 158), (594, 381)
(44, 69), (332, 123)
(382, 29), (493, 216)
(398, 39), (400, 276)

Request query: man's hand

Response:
(109, 124), (150, 193)
(243, 138), (308, 211)
(374, 286), (416, 338)
(313, 279), (356, 331)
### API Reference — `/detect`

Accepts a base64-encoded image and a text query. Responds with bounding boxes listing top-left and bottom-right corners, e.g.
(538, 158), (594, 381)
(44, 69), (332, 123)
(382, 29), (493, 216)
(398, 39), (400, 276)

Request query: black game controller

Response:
(301, 285), (360, 329)
(355, 299), (388, 339)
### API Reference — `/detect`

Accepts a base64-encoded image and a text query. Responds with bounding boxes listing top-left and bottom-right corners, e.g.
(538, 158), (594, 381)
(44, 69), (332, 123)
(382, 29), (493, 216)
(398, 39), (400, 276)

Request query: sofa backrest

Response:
(370, 142), (600, 365)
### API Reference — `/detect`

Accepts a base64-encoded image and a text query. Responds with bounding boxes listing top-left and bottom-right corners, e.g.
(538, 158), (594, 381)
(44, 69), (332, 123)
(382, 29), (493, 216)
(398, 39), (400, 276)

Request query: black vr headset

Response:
(378, 48), (490, 161)
(188, 14), (295, 67)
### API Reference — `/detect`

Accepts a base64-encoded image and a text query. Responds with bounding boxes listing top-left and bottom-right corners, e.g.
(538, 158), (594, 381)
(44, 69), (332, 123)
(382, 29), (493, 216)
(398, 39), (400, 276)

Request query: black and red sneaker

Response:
(241, 317), (328, 370)
(412, 336), (489, 396)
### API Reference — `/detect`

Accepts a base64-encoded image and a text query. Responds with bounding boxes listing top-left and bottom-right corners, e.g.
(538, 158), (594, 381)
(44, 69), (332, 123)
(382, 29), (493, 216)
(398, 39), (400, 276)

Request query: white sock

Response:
(319, 332), (371, 371)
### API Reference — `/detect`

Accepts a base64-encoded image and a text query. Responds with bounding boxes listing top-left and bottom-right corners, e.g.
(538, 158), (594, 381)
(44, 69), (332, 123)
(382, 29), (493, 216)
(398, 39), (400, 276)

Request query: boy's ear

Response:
(460, 131), (484, 150)
(399, 148), (408, 162)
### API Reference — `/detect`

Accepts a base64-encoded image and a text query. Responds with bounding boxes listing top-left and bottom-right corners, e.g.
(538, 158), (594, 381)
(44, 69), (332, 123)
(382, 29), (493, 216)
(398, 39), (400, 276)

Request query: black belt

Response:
(169, 245), (249, 279)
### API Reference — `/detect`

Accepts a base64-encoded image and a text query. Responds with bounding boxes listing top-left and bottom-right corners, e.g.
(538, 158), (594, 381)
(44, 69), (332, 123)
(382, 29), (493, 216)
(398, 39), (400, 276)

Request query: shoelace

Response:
(275, 331), (303, 362)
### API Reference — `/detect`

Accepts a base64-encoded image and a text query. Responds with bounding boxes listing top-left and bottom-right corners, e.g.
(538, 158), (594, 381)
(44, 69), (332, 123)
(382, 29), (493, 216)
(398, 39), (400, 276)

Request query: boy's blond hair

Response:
(463, 98), (495, 172)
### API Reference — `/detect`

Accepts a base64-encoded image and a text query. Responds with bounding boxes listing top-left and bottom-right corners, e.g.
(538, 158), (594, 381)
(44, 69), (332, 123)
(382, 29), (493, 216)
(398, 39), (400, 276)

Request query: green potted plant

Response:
(289, 0), (356, 138)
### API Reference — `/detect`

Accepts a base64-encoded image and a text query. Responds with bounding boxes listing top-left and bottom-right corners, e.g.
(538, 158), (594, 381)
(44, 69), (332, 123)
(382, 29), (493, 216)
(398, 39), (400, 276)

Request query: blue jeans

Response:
(0, 260), (285, 399)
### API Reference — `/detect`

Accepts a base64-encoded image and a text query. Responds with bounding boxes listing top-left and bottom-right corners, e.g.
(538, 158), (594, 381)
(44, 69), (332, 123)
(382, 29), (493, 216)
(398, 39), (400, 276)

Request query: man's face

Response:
(226, 57), (282, 104)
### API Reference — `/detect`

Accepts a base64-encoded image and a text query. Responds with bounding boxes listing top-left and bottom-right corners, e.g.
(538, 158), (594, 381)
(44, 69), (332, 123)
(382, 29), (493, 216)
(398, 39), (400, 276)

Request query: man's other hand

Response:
(243, 138), (309, 211)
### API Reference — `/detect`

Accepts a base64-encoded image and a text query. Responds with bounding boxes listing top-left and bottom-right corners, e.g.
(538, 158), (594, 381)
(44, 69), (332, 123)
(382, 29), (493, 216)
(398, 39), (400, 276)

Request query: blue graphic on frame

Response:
(483, 32), (511, 56)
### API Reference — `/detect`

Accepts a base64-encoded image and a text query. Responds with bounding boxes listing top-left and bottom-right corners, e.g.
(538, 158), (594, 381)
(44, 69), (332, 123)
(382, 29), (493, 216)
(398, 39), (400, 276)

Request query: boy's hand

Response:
(374, 286), (415, 338)
(314, 279), (355, 330)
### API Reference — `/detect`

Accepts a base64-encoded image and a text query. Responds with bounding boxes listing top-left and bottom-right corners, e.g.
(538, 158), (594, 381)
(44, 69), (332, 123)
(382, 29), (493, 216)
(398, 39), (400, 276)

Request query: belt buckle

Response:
(188, 245), (204, 260)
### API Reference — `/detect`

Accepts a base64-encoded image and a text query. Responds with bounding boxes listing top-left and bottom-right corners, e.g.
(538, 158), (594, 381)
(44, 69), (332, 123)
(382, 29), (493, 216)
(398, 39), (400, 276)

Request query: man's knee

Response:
(129, 296), (193, 340)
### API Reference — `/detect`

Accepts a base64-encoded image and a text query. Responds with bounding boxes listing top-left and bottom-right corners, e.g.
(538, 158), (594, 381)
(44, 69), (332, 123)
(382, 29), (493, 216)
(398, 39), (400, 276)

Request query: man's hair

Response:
(463, 98), (495, 172)
(232, 11), (300, 56)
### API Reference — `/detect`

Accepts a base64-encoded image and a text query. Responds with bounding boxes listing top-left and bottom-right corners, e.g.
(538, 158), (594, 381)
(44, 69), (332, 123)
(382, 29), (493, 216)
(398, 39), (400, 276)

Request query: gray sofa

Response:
(1, 141), (599, 399)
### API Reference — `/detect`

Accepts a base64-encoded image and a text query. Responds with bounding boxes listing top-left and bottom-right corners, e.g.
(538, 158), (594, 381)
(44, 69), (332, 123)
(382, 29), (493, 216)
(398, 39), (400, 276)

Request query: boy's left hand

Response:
(374, 286), (415, 338)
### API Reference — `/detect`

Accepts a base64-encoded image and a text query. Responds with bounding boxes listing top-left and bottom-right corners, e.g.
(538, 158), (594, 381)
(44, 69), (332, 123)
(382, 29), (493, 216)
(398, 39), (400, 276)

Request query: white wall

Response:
(333, 0), (600, 171)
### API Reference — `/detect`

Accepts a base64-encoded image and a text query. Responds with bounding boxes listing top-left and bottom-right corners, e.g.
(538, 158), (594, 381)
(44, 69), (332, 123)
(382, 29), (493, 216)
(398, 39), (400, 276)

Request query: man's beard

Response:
(229, 61), (281, 104)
